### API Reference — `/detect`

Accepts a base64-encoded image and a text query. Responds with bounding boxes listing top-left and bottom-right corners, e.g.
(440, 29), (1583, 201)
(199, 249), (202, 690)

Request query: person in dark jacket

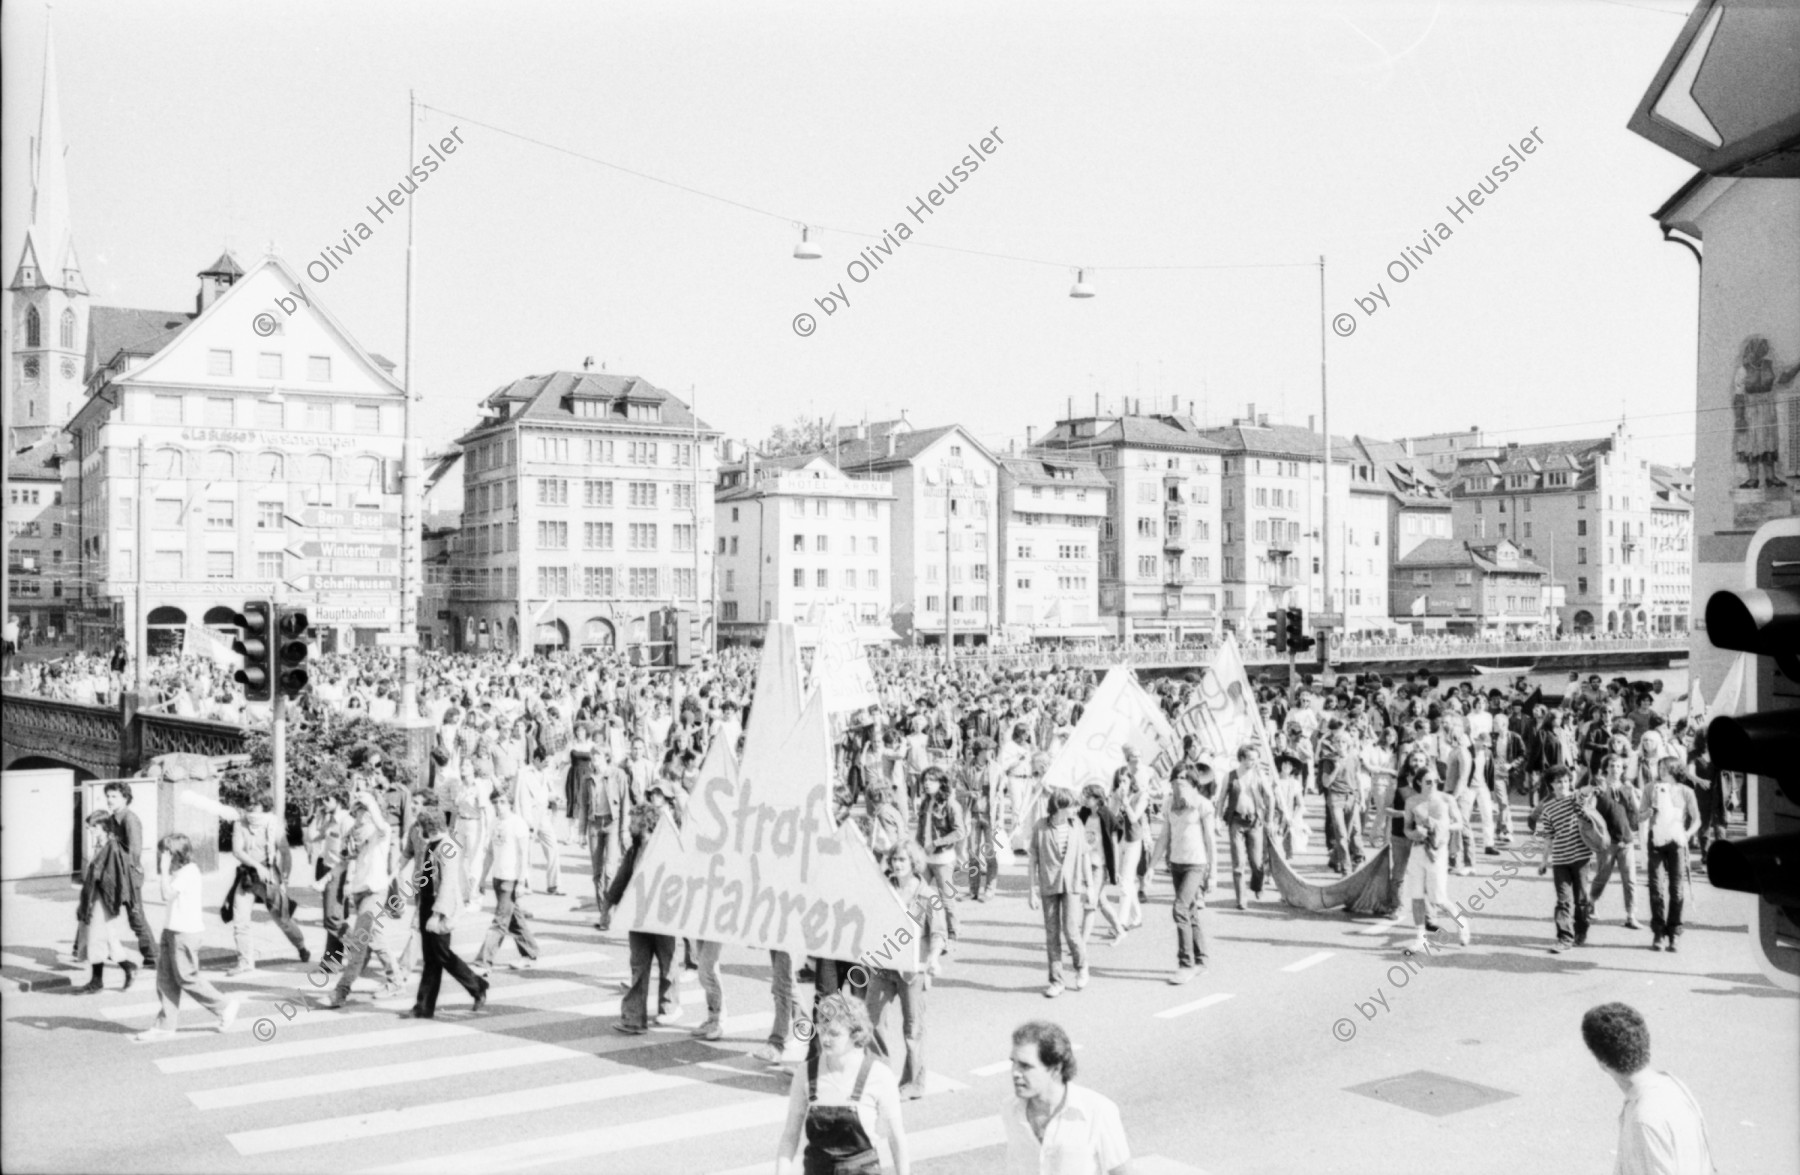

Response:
(607, 791), (681, 1034)
(915, 768), (966, 942)
(80, 781), (158, 966)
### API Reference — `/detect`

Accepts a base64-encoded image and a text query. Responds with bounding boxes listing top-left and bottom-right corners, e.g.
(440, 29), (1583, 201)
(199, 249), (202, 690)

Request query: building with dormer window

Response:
(448, 371), (719, 653)
(1447, 422), (1689, 635)
(1392, 538), (1549, 637)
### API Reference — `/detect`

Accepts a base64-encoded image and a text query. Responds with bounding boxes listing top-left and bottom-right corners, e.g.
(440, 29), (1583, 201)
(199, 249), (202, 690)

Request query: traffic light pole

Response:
(271, 586), (287, 825)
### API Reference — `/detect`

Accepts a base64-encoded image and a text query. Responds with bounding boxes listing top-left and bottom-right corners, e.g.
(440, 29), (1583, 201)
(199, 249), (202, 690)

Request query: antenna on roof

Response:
(582, 356), (595, 371)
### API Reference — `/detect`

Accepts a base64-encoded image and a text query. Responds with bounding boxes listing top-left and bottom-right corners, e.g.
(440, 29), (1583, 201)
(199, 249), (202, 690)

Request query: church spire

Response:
(9, 20), (85, 295)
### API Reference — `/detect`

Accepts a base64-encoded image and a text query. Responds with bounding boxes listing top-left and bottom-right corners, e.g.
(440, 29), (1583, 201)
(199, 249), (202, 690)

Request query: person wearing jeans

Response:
(474, 790), (540, 972)
(865, 840), (944, 1099)
(606, 797), (681, 1033)
(1535, 767), (1594, 953)
(1643, 755), (1702, 953)
(689, 939), (725, 1041)
(915, 769), (966, 942)
(1588, 757), (1642, 930)
(1222, 746), (1271, 909)
(1153, 766), (1218, 985)
(410, 809), (488, 1019)
(323, 794), (402, 1009)
(752, 949), (798, 1065)
(1027, 787), (1092, 998)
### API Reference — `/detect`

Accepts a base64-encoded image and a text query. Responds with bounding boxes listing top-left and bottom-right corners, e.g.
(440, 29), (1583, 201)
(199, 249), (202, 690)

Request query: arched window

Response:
(205, 450), (235, 480)
(25, 306), (40, 348)
(254, 451), (284, 480)
(60, 309), (76, 350)
(152, 447), (184, 480)
(303, 454), (333, 483)
(351, 455), (382, 489)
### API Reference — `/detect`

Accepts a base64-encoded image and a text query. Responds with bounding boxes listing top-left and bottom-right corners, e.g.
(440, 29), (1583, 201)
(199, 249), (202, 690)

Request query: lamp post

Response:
(399, 89), (421, 717)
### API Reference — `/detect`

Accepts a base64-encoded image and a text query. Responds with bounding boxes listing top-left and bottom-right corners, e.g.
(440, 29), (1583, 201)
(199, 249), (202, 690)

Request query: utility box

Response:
(1, 768), (76, 882)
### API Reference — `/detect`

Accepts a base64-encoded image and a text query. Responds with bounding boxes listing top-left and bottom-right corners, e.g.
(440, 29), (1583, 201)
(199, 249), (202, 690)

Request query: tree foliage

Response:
(226, 708), (419, 828)
(760, 415), (833, 457)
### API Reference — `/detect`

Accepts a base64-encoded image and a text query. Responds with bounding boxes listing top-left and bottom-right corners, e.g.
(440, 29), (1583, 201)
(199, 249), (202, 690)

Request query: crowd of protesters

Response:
(26, 637), (1730, 1174)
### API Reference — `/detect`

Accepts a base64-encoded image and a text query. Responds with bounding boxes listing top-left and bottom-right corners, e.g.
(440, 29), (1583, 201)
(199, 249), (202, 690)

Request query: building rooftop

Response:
(1397, 538), (1548, 576)
(824, 423), (994, 473)
(1196, 421), (1356, 460)
(460, 371), (716, 442)
(999, 454), (1111, 489)
(5, 436), (66, 481)
(85, 305), (193, 379)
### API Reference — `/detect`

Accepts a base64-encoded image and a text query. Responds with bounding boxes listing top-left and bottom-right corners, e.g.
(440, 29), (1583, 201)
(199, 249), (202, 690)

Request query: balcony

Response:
(1162, 532), (1187, 553)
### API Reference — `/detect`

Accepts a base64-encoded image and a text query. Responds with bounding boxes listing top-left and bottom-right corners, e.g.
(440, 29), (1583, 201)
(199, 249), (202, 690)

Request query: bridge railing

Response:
(866, 635), (1690, 674)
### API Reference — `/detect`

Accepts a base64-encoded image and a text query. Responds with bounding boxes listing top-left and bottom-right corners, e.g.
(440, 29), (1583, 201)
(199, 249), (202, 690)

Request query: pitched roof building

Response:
(1392, 538), (1549, 636)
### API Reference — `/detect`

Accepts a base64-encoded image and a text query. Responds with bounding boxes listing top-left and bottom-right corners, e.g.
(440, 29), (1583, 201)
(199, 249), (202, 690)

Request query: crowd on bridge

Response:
(26, 632), (1728, 1174)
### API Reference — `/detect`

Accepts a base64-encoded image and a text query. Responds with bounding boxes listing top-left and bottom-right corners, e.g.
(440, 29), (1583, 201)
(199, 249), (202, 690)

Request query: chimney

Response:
(1171, 395), (1180, 415)
(1247, 402), (1256, 424)
(1404, 437), (1415, 457)
(195, 251), (242, 314)
(1026, 425), (1035, 449)
(1308, 414), (1316, 432)
(1258, 413), (1270, 428)
(1094, 393), (1101, 417)
(885, 432), (897, 457)
(1009, 438), (1017, 455)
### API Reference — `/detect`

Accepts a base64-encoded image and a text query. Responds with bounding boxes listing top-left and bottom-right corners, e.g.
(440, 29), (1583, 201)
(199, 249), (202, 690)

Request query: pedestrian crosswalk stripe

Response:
(359, 1096), (790, 1174)
(156, 987), (708, 1069)
(706, 1113), (1006, 1175)
(1354, 918), (1403, 936)
(107, 974), (592, 1023)
(1281, 951), (1335, 972)
(970, 1059), (1011, 1077)
(191, 1042), (578, 1109)
(231, 1069), (702, 1156)
(1154, 992), (1236, 1019)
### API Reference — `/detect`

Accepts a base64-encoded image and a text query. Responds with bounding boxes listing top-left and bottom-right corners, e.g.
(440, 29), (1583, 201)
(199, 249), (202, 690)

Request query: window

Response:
(672, 483), (695, 511)
(538, 566), (569, 596)
(1454, 570), (1473, 586)
(307, 402), (333, 431)
(730, 536), (739, 554)
(203, 397), (235, 427)
(815, 499), (828, 517)
(206, 500), (235, 530)
(60, 308), (76, 349)
(152, 395), (184, 425)
(868, 569), (879, 588)
(354, 405), (380, 433)
(868, 536), (879, 554)
(572, 398), (606, 418)
(307, 355), (331, 382)
(258, 352), (283, 379)
(925, 594), (942, 612)
(673, 568), (696, 599)
(794, 568), (806, 587)
(793, 534), (805, 552)
(586, 439), (616, 464)
(153, 498), (183, 529)
(810, 569), (825, 588)
(865, 500), (878, 519)
(627, 403), (661, 423)
(628, 482), (657, 508)
(628, 567), (660, 595)
(256, 551), (284, 578)
(815, 535), (829, 553)
(537, 520), (568, 548)
(151, 550), (183, 579)
(1017, 544), (1033, 559)
(628, 441), (659, 465)
(208, 349), (233, 376)
(584, 521), (614, 550)
(1578, 547), (1588, 565)
(256, 400), (285, 429)
(538, 478), (569, 505)
(1137, 555), (1157, 577)
(584, 566), (617, 597)
(584, 480), (614, 507)
(205, 551), (235, 580)
(629, 523), (658, 550)
(673, 524), (695, 552)
(1411, 570), (1432, 586)
(537, 437), (570, 462)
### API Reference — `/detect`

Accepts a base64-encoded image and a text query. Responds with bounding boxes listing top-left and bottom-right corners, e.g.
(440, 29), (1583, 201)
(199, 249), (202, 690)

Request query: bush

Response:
(226, 708), (419, 831)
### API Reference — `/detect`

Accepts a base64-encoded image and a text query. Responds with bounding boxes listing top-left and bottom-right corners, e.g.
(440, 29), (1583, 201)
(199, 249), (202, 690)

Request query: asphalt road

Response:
(3, 805), (1794, 1175)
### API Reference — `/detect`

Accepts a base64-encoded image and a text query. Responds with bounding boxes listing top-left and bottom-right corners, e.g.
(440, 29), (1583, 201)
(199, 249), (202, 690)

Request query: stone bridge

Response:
(1, 691), (248, 782)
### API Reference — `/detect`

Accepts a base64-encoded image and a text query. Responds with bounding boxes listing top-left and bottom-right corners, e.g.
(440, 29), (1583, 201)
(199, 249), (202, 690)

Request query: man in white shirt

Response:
(473, 789), (540, 972)
(514, 749), (562, 895)
(135, 833), (240, 1042)
(322, 793), (403, 1009)
(1003, 1020), (1132, 1175)
(1581, 1002), (1713, 1175)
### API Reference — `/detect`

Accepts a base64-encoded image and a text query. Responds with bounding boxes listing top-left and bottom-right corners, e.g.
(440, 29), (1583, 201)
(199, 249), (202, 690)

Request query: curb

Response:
(2, 971), (76, 994)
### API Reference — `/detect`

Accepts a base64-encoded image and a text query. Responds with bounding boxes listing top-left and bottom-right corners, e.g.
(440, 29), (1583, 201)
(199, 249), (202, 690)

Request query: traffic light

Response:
(1267, 610), (1287, 654)
(276, 607), (312, 698)
(1701, 522), (1800, 993)
(232, 600), (273, 702)
(672, 609), (695, 667)
(1285, 607), (1315, 655)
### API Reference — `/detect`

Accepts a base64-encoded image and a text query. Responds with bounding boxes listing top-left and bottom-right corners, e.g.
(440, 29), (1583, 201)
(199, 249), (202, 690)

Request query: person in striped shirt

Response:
(1535, 766), (1594, 952)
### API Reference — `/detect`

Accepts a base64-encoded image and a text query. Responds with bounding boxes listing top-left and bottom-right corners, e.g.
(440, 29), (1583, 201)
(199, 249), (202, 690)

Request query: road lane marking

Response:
(358, 1096), (788, 1172)
(1154, 992), (1236, 1019)
(1281, 951), (1335, 972)
(107, 975), (596, 1023)
(235, 1070), (702, 1156)
(1355, 918), (1404, 936)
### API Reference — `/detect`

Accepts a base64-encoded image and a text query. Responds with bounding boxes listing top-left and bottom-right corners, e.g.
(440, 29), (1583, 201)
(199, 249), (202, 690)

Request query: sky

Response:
(2, 0), (1710, 498)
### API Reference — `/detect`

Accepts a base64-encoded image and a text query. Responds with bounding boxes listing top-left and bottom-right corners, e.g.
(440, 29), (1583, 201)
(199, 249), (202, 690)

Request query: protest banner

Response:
(625, 624), (918, 969)
(1156, 632), (1278, 779)
(809, 601), (880, 716)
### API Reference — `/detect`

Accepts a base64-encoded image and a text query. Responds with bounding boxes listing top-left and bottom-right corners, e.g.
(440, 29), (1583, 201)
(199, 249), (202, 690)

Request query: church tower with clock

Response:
(8, 23), (88, 452)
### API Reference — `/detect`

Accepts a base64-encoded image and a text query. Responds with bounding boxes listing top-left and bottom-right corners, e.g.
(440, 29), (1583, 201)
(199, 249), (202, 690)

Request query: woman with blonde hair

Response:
(775, 992), (910, 1174)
